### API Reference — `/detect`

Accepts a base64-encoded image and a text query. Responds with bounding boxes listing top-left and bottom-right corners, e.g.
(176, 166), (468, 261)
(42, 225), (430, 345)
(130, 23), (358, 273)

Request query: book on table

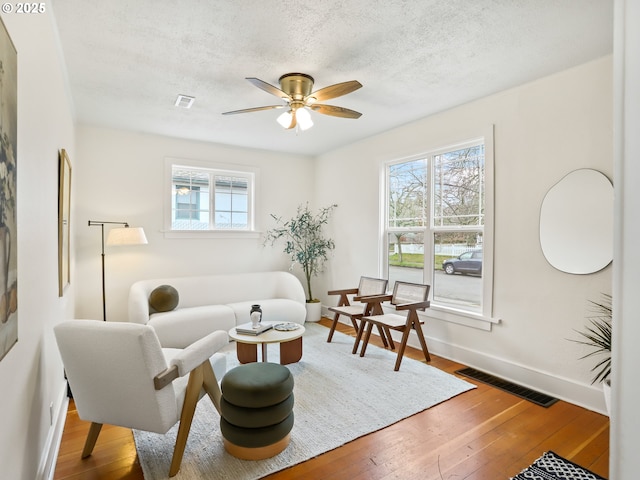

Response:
(235, 322), (273, 335)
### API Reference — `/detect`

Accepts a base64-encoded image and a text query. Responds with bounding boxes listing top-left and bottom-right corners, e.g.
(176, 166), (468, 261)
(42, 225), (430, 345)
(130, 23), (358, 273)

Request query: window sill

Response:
(422, 305), (500, 331)
(163, 230), (261, 240)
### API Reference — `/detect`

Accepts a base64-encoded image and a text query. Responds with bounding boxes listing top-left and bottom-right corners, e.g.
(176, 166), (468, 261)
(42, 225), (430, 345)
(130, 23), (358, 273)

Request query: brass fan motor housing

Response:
(279, 73), (315, 101)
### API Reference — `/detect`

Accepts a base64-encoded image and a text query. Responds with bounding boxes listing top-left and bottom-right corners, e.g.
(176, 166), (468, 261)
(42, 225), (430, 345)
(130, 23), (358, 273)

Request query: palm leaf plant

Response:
(572, 293), (612, 384)
(264, 203), (337, 302)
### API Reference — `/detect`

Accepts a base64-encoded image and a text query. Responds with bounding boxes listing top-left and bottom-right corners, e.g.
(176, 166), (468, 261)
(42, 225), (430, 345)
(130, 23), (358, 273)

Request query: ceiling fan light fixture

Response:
(296, 107), (313, 131)
(277, 110), (293, 128)
(223, 73), (362, 129)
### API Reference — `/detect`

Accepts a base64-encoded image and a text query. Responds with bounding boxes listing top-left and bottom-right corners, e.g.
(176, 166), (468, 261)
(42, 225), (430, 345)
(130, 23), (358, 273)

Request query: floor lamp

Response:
(88, 220), (148, 321)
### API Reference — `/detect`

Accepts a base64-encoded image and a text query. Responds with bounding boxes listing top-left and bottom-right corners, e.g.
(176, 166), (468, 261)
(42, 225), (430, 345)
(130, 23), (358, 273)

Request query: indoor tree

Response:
(264, 203), (337, 302)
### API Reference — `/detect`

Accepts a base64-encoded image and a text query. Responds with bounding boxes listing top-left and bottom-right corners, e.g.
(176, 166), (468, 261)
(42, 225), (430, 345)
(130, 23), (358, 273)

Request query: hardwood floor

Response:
(54, 319), (609, 479)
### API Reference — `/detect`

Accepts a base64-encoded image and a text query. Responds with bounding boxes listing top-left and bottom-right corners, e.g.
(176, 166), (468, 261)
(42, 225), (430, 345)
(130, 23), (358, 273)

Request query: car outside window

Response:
(384, 135), (493, 322)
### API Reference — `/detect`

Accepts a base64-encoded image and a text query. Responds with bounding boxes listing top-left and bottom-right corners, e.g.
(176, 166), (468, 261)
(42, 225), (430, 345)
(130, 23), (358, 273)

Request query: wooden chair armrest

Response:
(395, 300), (431, 311)
(357, 294), (392, 303)
(154, 365), (179, 390)
(357, 294), (393, 316)
(327, 287), (359, 296)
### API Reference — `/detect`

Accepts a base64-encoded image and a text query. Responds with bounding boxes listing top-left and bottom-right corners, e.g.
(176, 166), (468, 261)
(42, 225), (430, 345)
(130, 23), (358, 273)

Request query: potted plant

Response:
(572, 293), (612, 414)
(264, 203), (337, 322)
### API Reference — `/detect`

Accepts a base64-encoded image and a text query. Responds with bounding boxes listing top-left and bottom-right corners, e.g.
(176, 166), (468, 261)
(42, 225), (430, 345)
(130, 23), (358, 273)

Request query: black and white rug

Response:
(511, 451), (606, 480)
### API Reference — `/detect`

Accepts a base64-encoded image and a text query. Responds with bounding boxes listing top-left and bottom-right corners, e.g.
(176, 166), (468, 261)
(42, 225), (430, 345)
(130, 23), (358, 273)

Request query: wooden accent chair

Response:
(357, 281), (431, 371)
(54, 320), (228, 477)
(327, 276), (388, 343)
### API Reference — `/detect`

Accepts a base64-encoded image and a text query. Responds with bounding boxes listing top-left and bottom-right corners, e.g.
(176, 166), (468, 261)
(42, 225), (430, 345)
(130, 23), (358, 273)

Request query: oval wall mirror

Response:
(540, 168), (613, 274)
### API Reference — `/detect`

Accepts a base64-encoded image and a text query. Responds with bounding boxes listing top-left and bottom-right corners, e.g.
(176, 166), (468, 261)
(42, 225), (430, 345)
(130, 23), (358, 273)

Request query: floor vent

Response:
(455, 367), (558, 408)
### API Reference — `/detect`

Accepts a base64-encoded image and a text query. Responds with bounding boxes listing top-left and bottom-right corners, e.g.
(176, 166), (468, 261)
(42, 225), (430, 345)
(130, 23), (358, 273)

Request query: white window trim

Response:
(379, 125), (498, 330)
(163, 157), (260, 239)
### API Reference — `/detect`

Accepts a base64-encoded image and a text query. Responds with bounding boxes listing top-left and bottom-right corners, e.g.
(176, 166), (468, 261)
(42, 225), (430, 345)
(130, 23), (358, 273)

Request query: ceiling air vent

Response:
(174, 94), (195, 109)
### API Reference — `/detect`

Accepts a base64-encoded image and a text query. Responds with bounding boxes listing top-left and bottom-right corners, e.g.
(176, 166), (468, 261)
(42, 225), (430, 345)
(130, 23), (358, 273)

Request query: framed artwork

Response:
(0, 16), (18, 361)
(58, 149), (71, 296)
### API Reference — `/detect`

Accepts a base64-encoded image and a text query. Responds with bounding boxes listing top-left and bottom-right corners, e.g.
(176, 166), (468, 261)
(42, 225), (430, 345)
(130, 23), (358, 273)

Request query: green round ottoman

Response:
(220, 362), (294, 460)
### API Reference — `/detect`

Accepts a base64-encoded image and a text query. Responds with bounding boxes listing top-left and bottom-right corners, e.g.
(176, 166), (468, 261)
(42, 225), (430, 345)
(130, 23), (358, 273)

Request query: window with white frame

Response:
(384, 136), (492, 321)
(169, 162), (255, 232)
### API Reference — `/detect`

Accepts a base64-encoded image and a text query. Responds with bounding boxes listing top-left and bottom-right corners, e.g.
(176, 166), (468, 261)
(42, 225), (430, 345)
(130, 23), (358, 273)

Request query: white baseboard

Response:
(323, 310), (607, 415)
(419, 333), (607, 415)
(37, 384), (69, 480)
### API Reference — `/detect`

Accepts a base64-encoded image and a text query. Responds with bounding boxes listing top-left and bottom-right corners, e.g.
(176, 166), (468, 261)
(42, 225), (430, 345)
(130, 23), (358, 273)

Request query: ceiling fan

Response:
(222, 73), (363, 131)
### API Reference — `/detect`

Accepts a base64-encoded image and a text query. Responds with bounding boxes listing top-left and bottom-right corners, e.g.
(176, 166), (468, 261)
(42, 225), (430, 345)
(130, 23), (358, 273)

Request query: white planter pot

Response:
(603, 379), (611, 417)
(305, 302), (322, 322)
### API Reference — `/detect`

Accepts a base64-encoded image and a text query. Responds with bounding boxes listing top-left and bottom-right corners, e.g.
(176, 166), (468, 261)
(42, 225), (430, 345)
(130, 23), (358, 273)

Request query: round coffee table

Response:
(229, 324), (305, 365)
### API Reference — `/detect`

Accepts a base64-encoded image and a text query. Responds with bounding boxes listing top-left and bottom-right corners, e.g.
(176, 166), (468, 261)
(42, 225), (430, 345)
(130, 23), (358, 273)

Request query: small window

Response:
(167, 160), (256, 232)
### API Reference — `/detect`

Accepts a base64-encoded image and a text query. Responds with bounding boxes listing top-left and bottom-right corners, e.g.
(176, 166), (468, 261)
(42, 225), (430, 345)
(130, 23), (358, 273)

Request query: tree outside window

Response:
(385, 141), (486, 315)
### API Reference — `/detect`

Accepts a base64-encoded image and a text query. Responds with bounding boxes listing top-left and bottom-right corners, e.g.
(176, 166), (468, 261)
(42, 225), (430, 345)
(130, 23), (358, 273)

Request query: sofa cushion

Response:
(227, 299), (307, 326)
(149, 285), (179, 312)
(149, 305), (236, 348)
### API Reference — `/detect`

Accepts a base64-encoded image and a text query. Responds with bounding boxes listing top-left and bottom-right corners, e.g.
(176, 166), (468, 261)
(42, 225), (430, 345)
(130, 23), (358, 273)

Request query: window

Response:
(383, 134), (494, 325)
(167, 159), (256, 233)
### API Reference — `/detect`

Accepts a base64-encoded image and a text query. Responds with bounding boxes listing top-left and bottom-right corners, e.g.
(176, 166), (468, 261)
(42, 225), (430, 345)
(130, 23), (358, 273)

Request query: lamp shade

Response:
(106, 226), (148, 246)
(277, 110), (293, 128)
(296, 108), (313, 131)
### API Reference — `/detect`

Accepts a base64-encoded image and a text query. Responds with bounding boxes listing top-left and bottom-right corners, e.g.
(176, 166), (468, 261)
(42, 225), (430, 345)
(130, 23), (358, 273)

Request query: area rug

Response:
(134, 322), (475, 479)
(511, 451), (606, 480)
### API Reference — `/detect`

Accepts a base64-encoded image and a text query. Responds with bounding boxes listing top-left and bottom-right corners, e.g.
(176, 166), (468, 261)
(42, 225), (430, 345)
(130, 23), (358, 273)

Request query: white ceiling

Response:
(50, 0), (613, 157)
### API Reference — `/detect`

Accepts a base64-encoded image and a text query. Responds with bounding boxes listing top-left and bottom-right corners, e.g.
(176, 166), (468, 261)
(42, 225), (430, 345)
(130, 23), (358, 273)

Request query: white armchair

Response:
(54, 319), (228, 477)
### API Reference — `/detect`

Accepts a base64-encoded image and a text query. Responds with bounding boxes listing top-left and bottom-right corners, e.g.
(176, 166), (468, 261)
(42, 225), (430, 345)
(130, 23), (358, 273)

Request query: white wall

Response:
(73, 126), (315, 322)
(0, 5), (76, 480)
(611, 0), (640, 477)
(315, 56), (613, 412)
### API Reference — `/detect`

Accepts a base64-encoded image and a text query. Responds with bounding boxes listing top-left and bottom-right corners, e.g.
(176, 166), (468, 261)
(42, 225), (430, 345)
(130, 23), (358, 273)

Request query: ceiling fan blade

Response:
(246, 77), (291, 100)
(309, 80), (362, 103)
(222, 105), (284, 115)
(311, 104), (362, 119)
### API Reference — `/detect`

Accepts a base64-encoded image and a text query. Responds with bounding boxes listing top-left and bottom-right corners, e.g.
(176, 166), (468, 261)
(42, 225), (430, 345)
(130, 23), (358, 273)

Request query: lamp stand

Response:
(88, 220), (129, 321)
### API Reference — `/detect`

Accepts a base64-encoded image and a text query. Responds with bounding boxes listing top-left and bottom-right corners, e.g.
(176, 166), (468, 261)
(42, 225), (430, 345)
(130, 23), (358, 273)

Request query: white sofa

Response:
(128, 271), (307, 348)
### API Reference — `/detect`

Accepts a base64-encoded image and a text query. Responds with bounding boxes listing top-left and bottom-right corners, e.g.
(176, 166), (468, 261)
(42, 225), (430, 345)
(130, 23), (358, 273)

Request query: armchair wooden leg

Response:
(349, 317), (360, 331)
(202, 361), (222, 414)
(81, 422), (103, 458)
(352, 320), (388, 350)
(169, 365), (204, 477)
(352, 318), (367, 354)
(377, 325), (390, 347)
(327, 312), (341, 342)
(383, 326), (395, 350)
(359, 321), (375, 357)
(394, 327), (412, 371)
(412, 320), (431, 363)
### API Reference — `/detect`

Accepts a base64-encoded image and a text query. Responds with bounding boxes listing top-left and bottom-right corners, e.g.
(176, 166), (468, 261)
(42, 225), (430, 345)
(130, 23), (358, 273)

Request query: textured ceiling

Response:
(50, 0), (613, 156)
